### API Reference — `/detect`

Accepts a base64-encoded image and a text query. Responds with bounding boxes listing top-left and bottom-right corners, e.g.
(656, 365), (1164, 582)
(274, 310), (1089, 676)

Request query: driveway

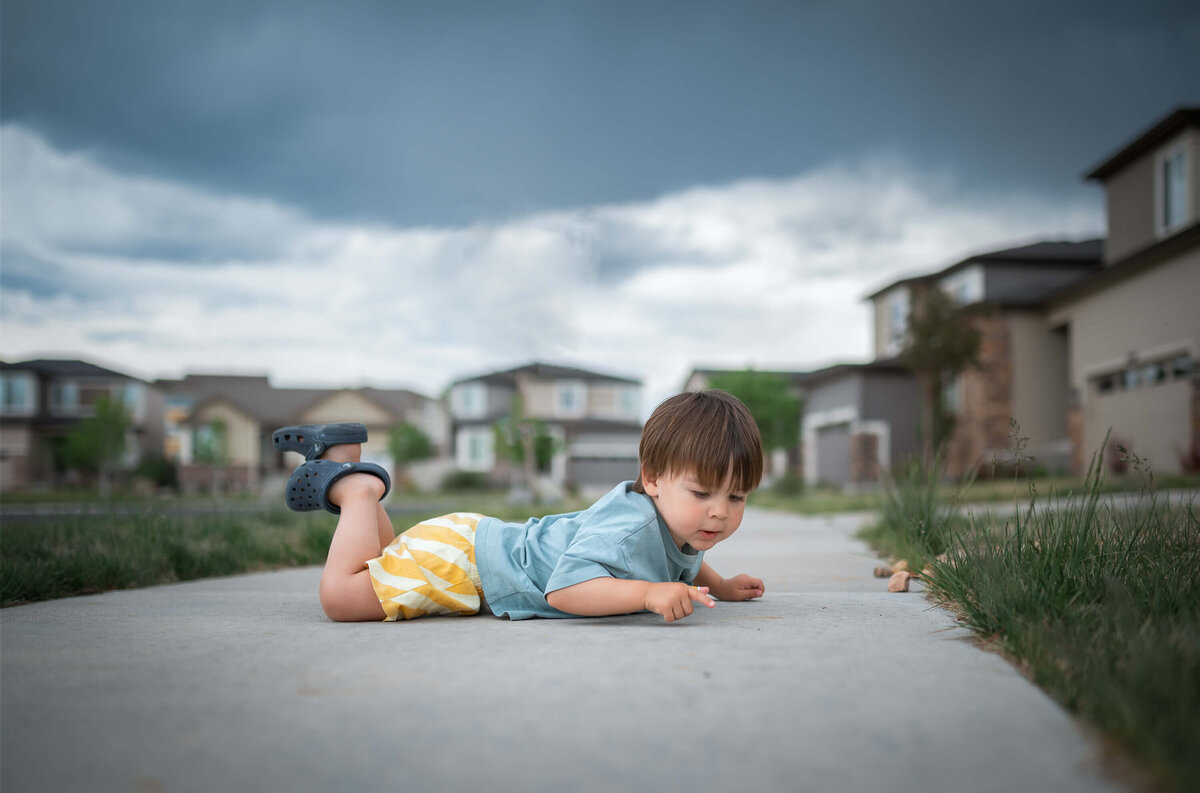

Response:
(1, 507), (1127, 793)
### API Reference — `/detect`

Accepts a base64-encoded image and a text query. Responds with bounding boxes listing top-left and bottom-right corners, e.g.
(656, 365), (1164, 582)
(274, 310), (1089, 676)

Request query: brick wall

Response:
(945, 312), (1013, 477)
(849, 432), (879, 484)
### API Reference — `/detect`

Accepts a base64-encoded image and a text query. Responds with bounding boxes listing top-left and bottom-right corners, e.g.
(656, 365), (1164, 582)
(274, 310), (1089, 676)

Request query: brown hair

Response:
(632, 390), (763, 494)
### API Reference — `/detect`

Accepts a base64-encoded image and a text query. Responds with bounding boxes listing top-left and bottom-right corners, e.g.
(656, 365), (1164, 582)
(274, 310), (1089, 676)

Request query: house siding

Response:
(859, 372), (921, 468)
(1009, 313), (1072, 470)
(1048, 250), (1200, 474)
(1102, 128), (1200, 263)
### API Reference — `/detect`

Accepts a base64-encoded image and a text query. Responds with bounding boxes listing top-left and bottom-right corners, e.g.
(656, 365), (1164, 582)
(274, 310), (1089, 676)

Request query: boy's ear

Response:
(641, 468), (660, 497)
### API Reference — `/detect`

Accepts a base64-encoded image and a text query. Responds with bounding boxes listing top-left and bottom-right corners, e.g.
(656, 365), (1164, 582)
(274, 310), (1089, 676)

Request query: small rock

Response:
(873, 566), (892, 578)
(888, 571), (914, 592)
(892, 560), (910, 573)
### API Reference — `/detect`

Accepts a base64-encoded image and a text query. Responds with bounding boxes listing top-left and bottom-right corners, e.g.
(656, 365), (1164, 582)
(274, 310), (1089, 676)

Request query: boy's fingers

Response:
(689, 586), (716, 607)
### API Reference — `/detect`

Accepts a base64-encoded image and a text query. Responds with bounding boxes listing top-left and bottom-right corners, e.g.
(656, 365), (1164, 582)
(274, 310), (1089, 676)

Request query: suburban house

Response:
(1046, 106), (1200, 475)
(447, 362), (642, 497)
(0, 359), (166, 491)
(801, 360), (921, 489)
(157, 374), (447, 494)
(865, 239), (1103, 478)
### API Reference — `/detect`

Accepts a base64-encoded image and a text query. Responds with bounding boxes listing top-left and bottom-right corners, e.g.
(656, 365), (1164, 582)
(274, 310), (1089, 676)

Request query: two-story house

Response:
(1047, 107), (1200, 475)
(866, 239), (1103, 478)
(0, 359), (165, 491)
(157, 373), (448, 495)
(448, 362), (642, 497)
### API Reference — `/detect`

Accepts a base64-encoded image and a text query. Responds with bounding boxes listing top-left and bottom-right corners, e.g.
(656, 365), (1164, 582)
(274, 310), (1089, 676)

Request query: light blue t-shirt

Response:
(474, 481), (705, 620)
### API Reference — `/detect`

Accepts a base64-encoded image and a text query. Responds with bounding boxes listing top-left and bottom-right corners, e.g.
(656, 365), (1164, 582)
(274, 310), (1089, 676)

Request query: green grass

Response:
(1, 508), (335, 606)
(860, 448), (1200, 792)
(1, 495), (587, 607)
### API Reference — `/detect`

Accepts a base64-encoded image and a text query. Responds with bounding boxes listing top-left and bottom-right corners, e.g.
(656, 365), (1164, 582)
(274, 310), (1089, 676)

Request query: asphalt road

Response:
(1, 507), (1129, 793)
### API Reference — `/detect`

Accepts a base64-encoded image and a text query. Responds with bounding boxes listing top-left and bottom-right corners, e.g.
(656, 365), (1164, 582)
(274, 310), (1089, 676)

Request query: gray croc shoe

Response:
(273, 423), (368, 460)
(285, 459), (391, 514)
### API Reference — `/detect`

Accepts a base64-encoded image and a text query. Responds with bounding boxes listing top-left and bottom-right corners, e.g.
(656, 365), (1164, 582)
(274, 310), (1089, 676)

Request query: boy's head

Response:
(633, 390), (763, 495)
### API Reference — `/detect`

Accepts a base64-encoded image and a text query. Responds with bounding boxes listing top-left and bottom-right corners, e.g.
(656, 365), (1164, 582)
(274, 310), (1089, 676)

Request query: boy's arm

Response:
(546, 578), (715, 623)
(693, 561), (765, 601)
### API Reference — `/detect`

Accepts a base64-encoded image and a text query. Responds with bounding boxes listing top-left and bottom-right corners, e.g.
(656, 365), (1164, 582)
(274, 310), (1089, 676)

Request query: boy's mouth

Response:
(698, 530), (720, 540)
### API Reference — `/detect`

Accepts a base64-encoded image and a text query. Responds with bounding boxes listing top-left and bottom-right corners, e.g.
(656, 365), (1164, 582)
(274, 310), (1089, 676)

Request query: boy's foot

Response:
(285, 459), (391, 515)
(272, 423), (368, 460)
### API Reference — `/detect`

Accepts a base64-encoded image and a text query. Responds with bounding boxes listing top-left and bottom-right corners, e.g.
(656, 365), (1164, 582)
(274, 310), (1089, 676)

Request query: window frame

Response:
(1155, 139), (1191, 237)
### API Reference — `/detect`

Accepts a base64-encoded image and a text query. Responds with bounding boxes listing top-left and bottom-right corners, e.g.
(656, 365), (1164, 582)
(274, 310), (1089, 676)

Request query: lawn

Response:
(0, 491), (587, 607)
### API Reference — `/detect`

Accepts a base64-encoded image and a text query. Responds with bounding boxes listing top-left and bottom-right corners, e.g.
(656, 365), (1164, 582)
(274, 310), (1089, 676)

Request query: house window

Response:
(620, 386), (640, 418)
(555, 380), (586, 418)
(50, 381), (80, 414)
(1091, 353), (1190, 397)
(0, 373), (36, 416)
(940, 265), (984, 306)
(1157, 143), (1190, 236)
(886, 289), (909, 355)
(455, 426), (494, 472)
(452, 383), (486, 419)
(1172, 355), (1193, 380)
(940, 374), (960, 415)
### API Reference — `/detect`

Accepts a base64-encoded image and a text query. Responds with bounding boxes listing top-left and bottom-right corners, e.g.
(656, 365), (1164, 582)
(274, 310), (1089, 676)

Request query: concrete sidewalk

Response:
(1, 508), (1127, 793)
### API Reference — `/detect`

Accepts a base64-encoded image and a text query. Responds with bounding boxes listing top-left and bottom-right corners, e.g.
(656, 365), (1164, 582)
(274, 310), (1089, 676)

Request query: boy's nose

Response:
(708, 502), (727, 519)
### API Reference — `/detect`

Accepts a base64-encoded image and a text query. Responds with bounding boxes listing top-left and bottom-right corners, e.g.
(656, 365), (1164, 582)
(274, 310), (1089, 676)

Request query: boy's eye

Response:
(730, 495), (746, 502)
(690, 490), (709, 499)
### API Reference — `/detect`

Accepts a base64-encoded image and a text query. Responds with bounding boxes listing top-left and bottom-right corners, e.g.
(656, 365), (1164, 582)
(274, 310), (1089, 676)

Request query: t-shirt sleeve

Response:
(543, 530), (633, 594)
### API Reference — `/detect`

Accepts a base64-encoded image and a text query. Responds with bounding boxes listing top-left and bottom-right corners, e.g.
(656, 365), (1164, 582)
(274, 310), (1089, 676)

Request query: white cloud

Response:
(0, 124), (1103, 413)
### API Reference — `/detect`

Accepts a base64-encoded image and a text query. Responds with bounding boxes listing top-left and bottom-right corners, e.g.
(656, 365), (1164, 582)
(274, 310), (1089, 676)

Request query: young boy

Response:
(277, 390), (766, 623)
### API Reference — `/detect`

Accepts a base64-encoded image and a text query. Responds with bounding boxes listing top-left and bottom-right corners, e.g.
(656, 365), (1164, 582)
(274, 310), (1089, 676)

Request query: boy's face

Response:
(642, 467), (748, 552)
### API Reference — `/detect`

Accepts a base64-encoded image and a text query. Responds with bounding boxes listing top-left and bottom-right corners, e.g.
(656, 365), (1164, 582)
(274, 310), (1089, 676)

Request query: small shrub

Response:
(438, 469), (492, 492)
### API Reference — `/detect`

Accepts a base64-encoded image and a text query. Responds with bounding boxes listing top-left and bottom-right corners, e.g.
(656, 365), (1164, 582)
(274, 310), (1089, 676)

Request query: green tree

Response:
(192, 419), (228, 465)
(61, 395), (131, 497)
(704, 370), (802, 454)
(389, 422), (434, 490)
(899, 287), (982, 454)
(493, 396), (558, 503)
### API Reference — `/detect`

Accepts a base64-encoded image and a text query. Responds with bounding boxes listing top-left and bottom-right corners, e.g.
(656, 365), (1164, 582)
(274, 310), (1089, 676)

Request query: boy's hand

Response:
(644, 582), (715, 623)
(714, 574), (765, 601)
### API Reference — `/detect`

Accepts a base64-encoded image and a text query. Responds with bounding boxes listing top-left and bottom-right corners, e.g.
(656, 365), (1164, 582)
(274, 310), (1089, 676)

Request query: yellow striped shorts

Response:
(366, 513), (487, 621)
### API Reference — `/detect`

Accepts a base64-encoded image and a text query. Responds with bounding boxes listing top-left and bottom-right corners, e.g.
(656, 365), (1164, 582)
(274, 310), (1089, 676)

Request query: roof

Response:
(1084, 106), (1200, 181)
(1045, 219), (1200, 308)
(451, 361), (640, 387)
(159, 374), (431, 426)
(799, 358), (913, 386)
(0, 358), (146, 382)
(683, 368), (819, 390)
(864, 238), (1104, 300)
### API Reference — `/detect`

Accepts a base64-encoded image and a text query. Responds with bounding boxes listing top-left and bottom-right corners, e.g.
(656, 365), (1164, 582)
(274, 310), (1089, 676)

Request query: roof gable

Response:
(452, 361), (640, 387)
(1085, 106), (1200, 181)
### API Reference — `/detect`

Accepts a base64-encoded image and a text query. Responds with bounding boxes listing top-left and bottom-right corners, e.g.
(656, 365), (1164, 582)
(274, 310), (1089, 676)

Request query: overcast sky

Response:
(3, 0), (1198, 412)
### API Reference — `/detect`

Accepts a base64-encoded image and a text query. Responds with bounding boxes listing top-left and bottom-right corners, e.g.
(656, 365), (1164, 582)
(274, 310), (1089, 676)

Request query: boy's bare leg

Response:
(318, 443), (395, 550)
(316, 443), (387, 622)
(375, 502), (396, 550)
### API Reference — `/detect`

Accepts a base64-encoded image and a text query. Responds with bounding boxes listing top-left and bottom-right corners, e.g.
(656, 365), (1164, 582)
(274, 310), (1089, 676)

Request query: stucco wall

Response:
(859, 372), (920, 466)
(1101, 128), (1200, 264)
(1050, 252), (1200, 386)
(1103, 152), (1158, 264)
(1048, 250), (1200, 474)
(1087, 381), (1192, 474)
(195, 402), (260, 469)
(1009, 314), (1071, 468)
